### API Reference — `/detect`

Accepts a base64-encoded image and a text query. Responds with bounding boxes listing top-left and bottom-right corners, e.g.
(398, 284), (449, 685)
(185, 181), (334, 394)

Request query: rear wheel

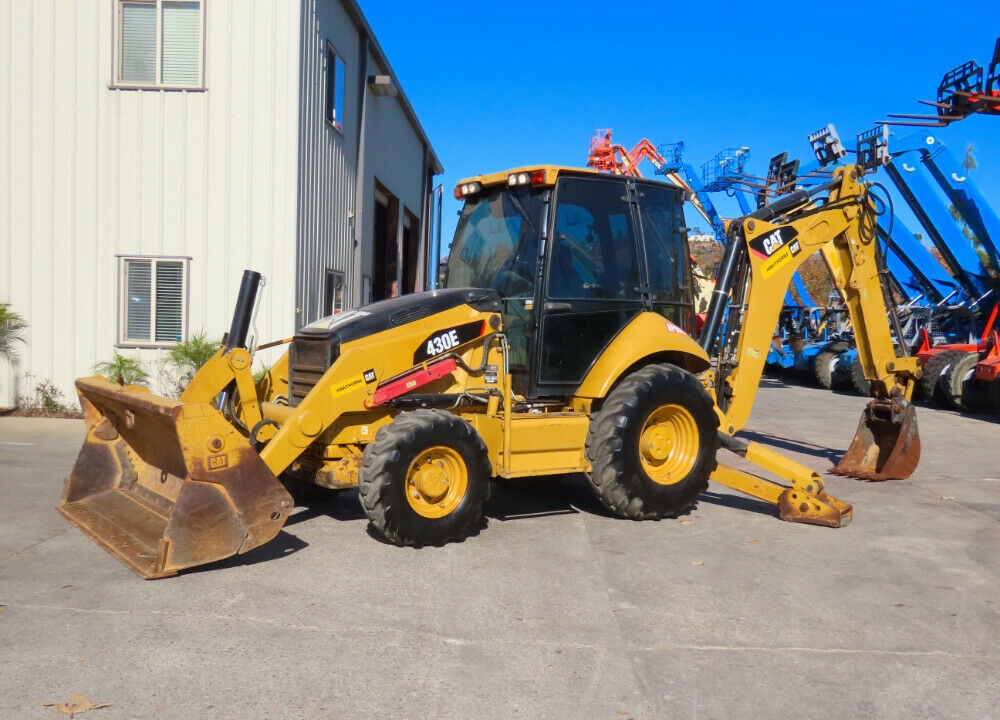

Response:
(946, 352), (993, 413)
(922, 349), (966, 406)
(586, 364), (719, 520)
(359, 409), (491, 546)
(814, 341), (850, 390)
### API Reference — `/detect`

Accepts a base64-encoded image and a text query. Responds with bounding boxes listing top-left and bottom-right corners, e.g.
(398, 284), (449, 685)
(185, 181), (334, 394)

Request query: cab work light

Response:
(453, 181), (483, 199)
(507, 170), (546, 187)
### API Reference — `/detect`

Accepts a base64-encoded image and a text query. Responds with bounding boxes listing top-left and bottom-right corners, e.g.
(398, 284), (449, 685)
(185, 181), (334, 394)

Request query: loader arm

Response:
(59, 271), (297, 579)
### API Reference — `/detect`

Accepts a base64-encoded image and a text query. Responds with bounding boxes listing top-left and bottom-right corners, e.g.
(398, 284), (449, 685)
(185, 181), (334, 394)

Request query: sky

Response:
(359, 1), (1000, 259)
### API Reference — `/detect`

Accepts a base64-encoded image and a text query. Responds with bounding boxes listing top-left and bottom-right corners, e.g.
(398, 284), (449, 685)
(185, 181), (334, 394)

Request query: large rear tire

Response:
(921, 349), (965, 406)
(586, 364), (718, 520)
(815, 341), (850, 390)
(359, 409), (491, 546)
(946, 352), (993, 413)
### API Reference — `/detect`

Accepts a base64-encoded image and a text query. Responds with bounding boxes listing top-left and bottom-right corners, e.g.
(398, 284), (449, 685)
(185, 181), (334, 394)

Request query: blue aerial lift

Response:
(809, 125), (999, 393)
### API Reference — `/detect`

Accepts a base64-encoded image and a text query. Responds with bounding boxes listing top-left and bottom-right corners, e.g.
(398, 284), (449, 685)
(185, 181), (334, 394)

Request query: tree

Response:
(0, 302), (28, 365)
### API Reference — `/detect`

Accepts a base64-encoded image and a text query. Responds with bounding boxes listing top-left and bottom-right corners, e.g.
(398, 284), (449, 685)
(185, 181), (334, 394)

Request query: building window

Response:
(115, 0), (204, 88)
(118, 257), (189, 346)
(325, 42), (345, 130)
(324, 269), (345, 316)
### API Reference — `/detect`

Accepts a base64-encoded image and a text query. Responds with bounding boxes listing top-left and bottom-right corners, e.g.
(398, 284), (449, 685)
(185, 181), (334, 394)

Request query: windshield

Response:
(444, 186), (544, 296)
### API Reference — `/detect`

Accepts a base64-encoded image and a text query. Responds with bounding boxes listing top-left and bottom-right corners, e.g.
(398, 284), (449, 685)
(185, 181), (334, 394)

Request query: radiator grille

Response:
(288, 336), (337, 407)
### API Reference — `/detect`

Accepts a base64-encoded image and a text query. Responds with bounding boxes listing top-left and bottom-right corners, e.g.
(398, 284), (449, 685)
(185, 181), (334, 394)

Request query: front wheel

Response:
(359, 409), (491, 546)
(989, 378), (1000, 413)
(586, 364), (719, 520)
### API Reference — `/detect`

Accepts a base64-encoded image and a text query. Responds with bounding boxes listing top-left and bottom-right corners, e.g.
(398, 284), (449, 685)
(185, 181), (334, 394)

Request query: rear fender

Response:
(575, 312), (710, 400)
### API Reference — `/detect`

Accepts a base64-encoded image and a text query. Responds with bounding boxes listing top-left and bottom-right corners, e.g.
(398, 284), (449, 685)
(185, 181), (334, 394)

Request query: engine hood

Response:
(297, 288), (502, 345)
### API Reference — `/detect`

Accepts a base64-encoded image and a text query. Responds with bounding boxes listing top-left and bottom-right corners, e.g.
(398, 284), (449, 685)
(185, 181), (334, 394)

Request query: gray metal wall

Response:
(294, 0), (360, 327)
(297, 0), (440, 323)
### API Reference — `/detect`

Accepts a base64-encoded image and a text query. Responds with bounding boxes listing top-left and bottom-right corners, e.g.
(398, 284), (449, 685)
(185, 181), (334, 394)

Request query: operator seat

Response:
(549, 242), (586, 298)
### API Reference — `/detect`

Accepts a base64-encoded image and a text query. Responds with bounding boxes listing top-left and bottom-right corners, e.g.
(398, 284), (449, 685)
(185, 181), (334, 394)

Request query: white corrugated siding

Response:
(0, 0), (301, 405)
(1, 0), (438, 406)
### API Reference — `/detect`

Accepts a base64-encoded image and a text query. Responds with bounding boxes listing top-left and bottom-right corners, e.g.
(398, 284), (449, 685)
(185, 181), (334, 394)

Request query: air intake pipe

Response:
(224, 270), (263, 351)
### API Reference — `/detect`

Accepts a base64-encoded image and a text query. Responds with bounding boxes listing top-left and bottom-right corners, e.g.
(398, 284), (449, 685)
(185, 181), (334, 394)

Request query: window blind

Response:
(161, 2), (201, 86)
(125, 260), (153, 341)
(154, 261), (185, 342)
(120, 2), (156, 84)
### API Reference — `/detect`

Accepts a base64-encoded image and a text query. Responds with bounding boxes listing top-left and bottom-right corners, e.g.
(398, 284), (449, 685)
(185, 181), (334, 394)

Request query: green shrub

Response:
(92, 351), (149, 386)
(0, 302), (28, 365)
(19, 378), (70, 412)
(166, 332), (220, 380)
(160, 331), (221, 396)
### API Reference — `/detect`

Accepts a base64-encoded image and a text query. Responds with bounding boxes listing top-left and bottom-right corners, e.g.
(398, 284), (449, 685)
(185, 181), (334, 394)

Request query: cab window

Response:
(548, 177), (641, 300)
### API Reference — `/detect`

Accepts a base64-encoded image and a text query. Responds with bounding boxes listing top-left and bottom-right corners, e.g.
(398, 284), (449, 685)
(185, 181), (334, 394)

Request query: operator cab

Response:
(444, 167), (695, 398)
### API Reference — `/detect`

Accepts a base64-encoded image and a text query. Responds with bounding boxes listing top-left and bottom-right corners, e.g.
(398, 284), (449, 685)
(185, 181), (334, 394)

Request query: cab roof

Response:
(454, 165), (599, 191)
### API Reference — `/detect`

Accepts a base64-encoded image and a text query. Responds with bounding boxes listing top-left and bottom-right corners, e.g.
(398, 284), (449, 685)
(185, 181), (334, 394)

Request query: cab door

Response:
(634, 181), (696, 332)
(532, 175), (645, 397)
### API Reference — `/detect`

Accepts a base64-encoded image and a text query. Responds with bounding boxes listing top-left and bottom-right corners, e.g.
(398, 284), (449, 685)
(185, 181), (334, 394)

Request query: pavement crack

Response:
(0, 526), (70, 564)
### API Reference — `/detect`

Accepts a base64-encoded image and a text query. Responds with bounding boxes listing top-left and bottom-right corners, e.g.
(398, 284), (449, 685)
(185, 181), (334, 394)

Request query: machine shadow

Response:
(736, 430), (845, 464)
(485, 473), (618, 522)
(185, 530), (310, 575)
(183, 489), (366, 574)
(698, 489), (779, 518)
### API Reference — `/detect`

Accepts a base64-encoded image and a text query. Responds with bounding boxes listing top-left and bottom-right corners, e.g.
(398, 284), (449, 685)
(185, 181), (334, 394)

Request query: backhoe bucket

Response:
(59, 377), (293, 579)
(831, 397), (920, 481)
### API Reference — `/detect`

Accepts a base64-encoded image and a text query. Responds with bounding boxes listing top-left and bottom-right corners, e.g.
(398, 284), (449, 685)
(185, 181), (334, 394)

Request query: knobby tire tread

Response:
(359, 409), (490, 547)
(585, 364), (718, 520)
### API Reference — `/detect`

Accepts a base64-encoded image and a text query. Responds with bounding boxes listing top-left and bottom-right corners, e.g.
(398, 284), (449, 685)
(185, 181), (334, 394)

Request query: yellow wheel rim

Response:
(638, 404), (699, 486)
(404, 446), (469, 519)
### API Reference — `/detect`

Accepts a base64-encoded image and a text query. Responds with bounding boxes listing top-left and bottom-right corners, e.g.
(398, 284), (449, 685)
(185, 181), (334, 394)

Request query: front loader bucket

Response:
(59, 377), (293, 579)
(831, 397), (920, 481)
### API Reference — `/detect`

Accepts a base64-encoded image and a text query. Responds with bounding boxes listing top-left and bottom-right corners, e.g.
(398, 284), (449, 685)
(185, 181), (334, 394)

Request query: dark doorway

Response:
(372, 187), (399, 301)
(401, 210), (421, 294)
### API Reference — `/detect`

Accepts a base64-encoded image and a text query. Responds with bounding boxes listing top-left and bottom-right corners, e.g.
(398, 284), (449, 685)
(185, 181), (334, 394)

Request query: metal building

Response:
(0, 0), (442, 407)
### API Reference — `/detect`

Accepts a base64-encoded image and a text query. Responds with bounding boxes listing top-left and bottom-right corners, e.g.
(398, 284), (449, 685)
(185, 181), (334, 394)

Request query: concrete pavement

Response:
(0, 381), (997, 719)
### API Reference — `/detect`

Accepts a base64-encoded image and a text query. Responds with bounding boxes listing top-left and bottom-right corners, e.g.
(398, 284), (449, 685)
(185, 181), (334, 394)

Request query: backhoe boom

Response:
(703, 165), (920, 486)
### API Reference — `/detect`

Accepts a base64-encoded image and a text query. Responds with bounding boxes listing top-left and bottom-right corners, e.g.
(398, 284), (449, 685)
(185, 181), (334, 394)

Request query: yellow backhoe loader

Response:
(60, 161), (920, 578)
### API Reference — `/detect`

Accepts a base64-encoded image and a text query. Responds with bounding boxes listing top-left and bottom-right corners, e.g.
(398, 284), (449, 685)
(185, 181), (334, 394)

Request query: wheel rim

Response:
(638, 404), (700, 485)
(404, 446), (469, 519)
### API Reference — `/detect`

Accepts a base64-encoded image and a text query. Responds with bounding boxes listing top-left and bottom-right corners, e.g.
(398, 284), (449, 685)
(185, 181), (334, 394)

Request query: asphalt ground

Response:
(1, 379), (997, 719)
